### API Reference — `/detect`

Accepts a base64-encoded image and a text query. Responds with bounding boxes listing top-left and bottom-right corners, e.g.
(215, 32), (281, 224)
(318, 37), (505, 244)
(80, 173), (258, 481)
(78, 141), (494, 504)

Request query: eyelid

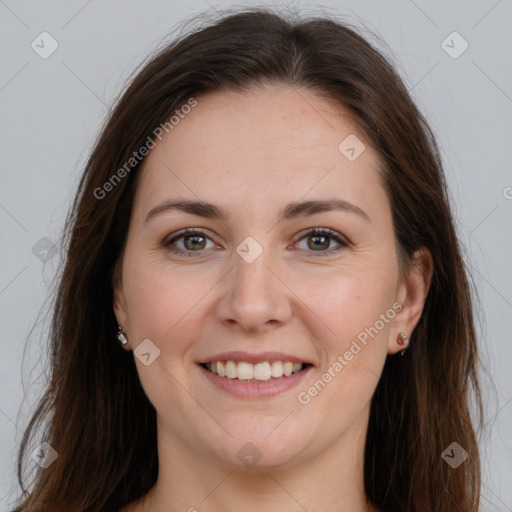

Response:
(163, 227), (213, 244)
(290, 227), (350, 256)
(293, 227), (350, 246)
(163, 227), (350, 256)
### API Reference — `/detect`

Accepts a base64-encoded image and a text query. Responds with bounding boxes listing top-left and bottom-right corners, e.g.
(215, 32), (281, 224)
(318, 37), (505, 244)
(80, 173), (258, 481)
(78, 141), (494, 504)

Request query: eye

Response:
(293, 228), (349, 256)
(164, 228), (217, 257)
(163, 227), (350, 258)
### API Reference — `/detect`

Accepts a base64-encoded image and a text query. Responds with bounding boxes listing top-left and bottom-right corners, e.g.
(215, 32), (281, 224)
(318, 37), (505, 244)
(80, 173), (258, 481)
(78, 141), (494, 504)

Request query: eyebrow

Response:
(145, 198), (370, 224)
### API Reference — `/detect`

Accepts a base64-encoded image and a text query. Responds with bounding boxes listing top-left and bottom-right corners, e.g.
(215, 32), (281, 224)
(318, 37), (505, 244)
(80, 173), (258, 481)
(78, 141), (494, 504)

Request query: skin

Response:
(115, 84), (432, 512)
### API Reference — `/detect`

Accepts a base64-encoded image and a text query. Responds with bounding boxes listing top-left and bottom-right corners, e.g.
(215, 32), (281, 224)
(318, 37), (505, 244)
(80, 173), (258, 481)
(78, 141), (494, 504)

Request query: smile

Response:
(200, 360), (310, 381)
(198, 359), (313, 399)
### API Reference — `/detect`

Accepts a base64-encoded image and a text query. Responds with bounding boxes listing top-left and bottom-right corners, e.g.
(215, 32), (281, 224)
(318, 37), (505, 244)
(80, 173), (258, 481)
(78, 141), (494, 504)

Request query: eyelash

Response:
(163, 227), (350, 258)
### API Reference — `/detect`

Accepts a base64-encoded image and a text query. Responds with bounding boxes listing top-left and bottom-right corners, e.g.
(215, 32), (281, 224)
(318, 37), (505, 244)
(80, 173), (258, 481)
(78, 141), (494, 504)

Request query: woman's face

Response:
(114, 84), (422, 471)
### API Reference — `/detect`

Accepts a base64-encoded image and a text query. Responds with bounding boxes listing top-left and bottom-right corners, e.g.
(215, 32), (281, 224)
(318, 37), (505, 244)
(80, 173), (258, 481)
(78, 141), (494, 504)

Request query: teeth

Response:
(237, 361), (253, 380)
(270, 361), (283, 377)
(253, 362), (272, 380)
(225, 360), (237, 379)
(206, 360), (305, 381)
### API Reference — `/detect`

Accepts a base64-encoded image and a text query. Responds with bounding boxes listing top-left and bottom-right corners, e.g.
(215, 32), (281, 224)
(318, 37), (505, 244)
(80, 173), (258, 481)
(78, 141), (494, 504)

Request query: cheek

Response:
(122, 252), (191, 338)
(298, 271), (396, 425)
(299, 262), (397, 350)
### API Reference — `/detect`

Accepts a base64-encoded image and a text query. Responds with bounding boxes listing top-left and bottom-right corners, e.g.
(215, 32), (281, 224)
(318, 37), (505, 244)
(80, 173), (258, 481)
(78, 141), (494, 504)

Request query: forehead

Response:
(133, 84), (385, 220)
(164, 84), (366, 161)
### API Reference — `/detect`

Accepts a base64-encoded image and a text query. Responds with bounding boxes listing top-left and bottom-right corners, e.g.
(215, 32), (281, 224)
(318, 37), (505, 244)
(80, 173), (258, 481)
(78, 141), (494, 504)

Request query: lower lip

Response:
(198, 364), (313, 399)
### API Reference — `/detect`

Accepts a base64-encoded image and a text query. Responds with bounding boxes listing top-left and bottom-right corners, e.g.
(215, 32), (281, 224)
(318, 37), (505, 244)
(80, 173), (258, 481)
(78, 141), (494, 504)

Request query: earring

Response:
(397, 332), (409, 356)
(117, 326), (128, 347)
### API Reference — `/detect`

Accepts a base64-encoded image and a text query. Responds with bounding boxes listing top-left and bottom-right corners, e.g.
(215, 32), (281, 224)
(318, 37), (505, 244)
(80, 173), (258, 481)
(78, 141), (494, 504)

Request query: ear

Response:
(388, 247), (433, 355)
(112, 260), (131, 346)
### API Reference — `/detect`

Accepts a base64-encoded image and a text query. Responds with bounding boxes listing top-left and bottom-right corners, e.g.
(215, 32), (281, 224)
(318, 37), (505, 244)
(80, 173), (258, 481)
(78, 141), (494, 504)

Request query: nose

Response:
(215, 243), (293, 333)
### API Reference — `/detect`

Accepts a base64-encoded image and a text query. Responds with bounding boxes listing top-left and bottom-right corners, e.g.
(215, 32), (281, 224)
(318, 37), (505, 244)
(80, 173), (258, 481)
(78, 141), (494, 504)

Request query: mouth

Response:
(198, 360), (313, 382)
(197, 351), (315, 398)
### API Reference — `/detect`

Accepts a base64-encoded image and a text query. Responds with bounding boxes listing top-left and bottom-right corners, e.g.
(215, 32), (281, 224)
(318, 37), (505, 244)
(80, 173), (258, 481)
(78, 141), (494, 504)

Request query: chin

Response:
(204, 425), (310, 471)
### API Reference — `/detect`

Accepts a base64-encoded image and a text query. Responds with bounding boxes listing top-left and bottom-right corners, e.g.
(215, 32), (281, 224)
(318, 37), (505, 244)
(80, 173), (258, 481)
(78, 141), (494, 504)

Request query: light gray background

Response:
(1, 0), (511, 510)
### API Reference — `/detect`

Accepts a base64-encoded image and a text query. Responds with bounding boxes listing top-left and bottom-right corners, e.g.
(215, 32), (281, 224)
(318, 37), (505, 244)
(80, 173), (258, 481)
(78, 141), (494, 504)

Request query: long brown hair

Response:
(10, 7), (484, 511)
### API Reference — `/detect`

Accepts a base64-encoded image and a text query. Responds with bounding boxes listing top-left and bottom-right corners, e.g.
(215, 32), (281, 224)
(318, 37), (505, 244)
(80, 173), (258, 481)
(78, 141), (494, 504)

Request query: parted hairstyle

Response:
(11, 6), (483, 512)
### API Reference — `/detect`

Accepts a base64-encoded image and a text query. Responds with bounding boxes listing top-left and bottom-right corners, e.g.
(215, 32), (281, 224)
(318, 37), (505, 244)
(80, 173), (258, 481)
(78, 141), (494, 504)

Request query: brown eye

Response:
(164, 229), (216, 256)
(164, 227), (349, 258)
(294, 228), (349, 256)
(181, 234), (207, 250)
(307, 233), (330, 251)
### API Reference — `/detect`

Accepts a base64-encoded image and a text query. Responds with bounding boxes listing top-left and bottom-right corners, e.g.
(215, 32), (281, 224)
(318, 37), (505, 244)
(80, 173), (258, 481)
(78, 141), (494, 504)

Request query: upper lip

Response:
(198, 351), (314, 366)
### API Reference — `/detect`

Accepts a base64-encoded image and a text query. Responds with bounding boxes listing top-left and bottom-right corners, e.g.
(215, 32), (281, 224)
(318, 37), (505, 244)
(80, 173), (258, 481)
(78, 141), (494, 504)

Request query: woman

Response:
(11, 7), (483, 512)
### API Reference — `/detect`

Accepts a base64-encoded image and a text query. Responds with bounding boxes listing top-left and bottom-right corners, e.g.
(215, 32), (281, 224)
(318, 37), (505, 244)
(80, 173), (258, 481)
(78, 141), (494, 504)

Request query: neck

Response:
(136, 410), (376, 512)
